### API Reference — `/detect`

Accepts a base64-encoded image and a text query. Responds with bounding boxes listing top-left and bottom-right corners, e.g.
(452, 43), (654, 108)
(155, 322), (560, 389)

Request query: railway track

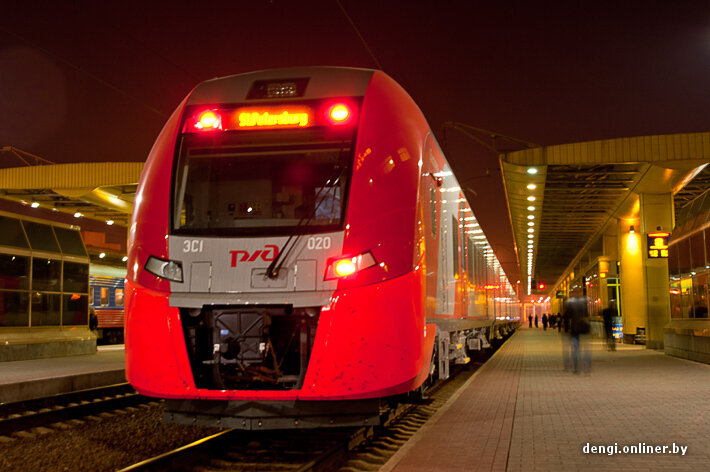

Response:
(118, 349), (500, 472)
(0, 383), (150, 437)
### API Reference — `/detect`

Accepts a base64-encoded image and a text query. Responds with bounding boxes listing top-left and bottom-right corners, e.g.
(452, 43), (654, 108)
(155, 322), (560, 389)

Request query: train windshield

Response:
(172, 129), (354, 236)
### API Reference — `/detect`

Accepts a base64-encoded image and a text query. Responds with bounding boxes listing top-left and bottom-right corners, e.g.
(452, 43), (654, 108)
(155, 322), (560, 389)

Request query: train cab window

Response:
(0, 216), (29, 248)
(100, 287), (109, 306)
(115, 288), (124, 306)
(172, 128), (354, 236)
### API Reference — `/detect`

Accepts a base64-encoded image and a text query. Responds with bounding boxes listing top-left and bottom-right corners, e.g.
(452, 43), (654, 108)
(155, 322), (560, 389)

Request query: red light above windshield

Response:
(193, 109), (222, 131)
(329, 104), (350, 122)
(182, 100), (358, 133)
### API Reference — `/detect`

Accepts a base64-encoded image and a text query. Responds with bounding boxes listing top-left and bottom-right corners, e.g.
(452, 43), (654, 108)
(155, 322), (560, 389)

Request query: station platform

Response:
(0, 345), (125, 404)
(380, 327), (710, 471)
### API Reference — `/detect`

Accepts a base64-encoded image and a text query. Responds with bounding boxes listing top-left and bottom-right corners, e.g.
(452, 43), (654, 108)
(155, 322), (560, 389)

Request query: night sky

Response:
(2, 0), (709, 285)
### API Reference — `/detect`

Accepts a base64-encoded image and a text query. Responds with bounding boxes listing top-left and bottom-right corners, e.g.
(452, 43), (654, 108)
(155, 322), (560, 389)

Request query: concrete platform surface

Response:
(380, 327), (710, 471)
(0, 345), (125, 404)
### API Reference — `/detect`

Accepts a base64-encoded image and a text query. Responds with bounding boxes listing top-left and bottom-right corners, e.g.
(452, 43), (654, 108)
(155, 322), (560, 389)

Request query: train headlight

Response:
(324, 252), (377, 280)
(144, 256), (184, 283)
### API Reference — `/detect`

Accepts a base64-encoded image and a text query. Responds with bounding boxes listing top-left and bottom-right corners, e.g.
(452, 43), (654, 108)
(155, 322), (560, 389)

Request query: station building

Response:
(0, 155), (142, 361)
(501, 131), (710, 362)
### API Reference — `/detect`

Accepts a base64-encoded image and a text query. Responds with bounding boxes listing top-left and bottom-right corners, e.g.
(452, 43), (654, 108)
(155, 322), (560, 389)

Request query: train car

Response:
(125, 67), (518, 430)
(89, 264), (126, 344)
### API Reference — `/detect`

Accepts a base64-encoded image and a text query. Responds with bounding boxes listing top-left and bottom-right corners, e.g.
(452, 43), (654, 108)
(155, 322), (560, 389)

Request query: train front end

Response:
(125, 68), (435, 429)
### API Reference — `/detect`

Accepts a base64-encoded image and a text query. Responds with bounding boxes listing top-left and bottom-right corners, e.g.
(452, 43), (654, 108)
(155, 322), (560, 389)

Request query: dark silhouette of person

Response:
(566, 296), (591, 374)
(542, 313), (548, 330)
(557, 312), (562, 332)
(89, 307), (98, 331)
(534, 314), (538, 328)
(602, 303), (617, 351)
(528, 314), (533, 328)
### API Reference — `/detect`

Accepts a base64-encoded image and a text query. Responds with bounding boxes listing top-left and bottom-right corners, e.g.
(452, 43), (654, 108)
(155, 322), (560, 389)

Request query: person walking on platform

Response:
(566, 296), (591, 374)
(542, 313), (548, 330)
(528, 314), (533, 328)
(557, 312), (562, 332)
(602, 303), (617, 351)
(534, 314), (538, 328)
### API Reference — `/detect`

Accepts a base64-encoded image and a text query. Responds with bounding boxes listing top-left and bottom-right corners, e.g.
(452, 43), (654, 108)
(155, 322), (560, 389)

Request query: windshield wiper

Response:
(266, 162), (348, 279)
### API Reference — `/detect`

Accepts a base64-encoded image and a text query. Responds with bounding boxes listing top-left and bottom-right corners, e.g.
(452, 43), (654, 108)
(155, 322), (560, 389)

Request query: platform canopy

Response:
(0, 158), (143, 227)
(501, 132), (710, 297)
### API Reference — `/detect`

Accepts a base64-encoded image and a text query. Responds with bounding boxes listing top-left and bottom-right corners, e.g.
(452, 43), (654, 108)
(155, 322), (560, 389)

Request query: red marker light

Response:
(329, 104), (349, 122)
(194, 109), (222, 131)
(538, 283), (546, 290)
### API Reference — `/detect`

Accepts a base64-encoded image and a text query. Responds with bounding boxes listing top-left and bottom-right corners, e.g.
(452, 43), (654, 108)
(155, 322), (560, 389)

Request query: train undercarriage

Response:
(168, 311), (517, 430)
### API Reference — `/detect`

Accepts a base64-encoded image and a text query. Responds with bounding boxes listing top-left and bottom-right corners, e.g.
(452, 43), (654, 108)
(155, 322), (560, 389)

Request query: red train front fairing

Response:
(125, 265), (435, 400)
(126, 68), (440, 406)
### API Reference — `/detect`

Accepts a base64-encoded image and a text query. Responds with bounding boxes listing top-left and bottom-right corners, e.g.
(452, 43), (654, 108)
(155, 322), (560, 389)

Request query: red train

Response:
(125, 67), (518, 430)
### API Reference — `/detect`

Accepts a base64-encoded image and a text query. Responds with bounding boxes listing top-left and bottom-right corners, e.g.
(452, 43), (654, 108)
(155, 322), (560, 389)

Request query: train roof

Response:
(187, 67), (377, 105)
(90, 264), (126, 278)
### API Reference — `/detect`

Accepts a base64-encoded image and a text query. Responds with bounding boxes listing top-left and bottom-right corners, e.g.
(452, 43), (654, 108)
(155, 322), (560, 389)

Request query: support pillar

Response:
(640, 193), (673, 349)
(620, 218), (645, 343)
(618, 193), (673, 349)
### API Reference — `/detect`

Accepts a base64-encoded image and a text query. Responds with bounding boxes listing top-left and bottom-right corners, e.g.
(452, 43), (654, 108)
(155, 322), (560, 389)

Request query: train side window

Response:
(452, 215), (459, 279)
(460, 206), (466, 273)
(115, 288), (124, 306)
(100, 287), (109, 306)
(430, 185), (436, 238)
(467, 237), (474, 280)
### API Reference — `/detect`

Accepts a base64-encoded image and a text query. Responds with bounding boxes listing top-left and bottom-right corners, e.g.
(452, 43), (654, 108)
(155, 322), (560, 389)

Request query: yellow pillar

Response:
(640, 193), (673, 349)
(620, 218), (645, 343)
(618, 193), (673, 348)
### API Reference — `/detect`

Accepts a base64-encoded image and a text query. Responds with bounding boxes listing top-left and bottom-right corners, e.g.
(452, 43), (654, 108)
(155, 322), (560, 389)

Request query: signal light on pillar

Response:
(538, 282), (546, 290)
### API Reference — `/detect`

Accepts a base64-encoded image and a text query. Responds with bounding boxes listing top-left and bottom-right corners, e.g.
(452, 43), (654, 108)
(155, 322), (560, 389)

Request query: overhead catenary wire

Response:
(335, 0), (384, 70)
